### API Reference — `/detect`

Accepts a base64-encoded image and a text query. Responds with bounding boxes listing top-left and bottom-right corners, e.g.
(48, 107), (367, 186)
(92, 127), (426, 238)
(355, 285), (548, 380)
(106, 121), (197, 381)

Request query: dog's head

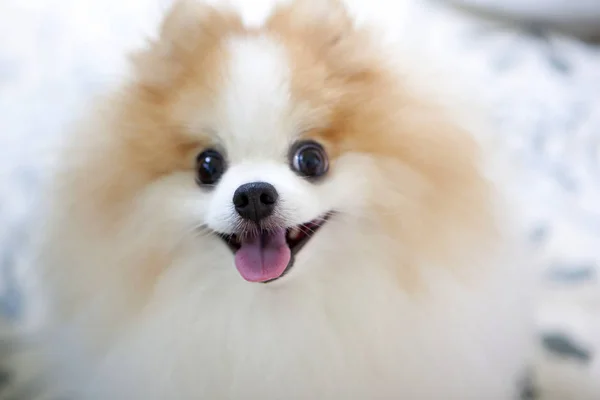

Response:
(75, 0), (491, 287)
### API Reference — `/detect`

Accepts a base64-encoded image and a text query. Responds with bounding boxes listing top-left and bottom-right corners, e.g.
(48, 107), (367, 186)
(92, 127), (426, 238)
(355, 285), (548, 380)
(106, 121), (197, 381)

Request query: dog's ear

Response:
(267, 0), (354, 52)
(130, 0), (242, 91)
(267, 0), (378, 82)
(156, 0), (242, 58)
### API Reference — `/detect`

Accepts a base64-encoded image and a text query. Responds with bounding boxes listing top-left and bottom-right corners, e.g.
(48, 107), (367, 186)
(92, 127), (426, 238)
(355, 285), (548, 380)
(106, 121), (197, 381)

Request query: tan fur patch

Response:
(65, 2), (246, 224)
(266, 0), (497, 290)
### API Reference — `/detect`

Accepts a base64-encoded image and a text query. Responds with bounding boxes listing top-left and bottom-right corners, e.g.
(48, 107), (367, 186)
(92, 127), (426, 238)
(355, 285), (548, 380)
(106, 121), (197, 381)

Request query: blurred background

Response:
(0, 0), (599, 398)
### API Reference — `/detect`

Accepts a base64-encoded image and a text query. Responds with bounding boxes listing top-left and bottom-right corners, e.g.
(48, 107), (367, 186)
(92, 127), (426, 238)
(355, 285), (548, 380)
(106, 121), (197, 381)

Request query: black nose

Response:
(233, 182), (279, 223)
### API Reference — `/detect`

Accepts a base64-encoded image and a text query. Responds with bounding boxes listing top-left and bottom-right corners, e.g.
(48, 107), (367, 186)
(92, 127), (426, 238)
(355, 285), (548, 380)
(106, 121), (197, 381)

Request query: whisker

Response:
(297, 225), (316, 236)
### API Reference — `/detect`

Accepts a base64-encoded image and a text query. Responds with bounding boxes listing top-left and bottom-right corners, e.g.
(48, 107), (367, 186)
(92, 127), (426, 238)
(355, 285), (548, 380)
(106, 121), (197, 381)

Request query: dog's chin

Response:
(216, 213), (331, 283)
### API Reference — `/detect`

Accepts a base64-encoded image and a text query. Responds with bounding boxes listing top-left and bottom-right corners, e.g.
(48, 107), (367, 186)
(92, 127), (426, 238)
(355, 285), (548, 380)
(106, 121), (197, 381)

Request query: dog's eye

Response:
(290, 141), (329, 179)
(196, 149), (226, 186)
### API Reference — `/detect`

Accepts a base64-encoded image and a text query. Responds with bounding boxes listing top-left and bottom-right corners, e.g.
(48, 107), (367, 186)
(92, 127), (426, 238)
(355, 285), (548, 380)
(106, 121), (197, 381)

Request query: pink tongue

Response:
(234, 228), (291, 282)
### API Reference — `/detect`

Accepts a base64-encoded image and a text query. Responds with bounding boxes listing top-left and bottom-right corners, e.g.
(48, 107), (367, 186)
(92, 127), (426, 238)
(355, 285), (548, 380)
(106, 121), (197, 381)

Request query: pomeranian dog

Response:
(34, 0), (535, 398)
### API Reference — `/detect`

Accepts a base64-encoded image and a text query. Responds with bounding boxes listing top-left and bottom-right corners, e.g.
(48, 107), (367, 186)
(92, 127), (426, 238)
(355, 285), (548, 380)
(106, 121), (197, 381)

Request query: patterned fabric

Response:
(1, 1), (598, 398)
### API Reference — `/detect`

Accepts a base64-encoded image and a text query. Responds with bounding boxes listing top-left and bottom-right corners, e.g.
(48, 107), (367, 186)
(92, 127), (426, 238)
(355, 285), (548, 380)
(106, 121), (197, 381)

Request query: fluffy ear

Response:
(130, 0), (242, 90)
(267, 0), (354, 50)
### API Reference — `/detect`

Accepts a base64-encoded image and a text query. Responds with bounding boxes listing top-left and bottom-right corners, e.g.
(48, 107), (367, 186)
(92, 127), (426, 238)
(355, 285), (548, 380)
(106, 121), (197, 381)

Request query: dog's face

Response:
(177, 33), (365, 283)
(79, 0), (489, 287)
(157, 26), (375, 283)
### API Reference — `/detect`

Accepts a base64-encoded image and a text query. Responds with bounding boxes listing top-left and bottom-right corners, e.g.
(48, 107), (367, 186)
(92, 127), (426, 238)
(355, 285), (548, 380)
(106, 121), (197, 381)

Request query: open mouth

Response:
(218, 214), (330, 283)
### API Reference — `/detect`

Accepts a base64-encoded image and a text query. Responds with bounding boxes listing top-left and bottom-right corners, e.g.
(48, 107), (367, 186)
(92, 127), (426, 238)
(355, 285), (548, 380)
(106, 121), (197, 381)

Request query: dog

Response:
(34, 0), (535, 398)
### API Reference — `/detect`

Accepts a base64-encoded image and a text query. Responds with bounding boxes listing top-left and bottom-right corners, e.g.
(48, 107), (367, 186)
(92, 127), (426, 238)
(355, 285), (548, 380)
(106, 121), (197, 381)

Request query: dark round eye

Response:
(195, 149), (226, 186)
(290, 141), (329, 178)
